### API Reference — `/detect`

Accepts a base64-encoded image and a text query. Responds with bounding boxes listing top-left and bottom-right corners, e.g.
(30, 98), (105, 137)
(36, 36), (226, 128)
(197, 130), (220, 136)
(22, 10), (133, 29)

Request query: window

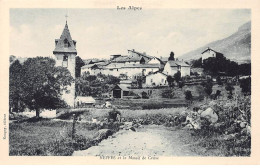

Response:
(64, 39), (69, 48)
(151, 79), (153, 83)
(62, 55), (68, 68)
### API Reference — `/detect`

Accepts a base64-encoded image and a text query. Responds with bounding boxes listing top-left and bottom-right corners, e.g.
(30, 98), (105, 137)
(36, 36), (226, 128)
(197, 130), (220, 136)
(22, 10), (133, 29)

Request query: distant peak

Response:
(238, 21), (251, 32)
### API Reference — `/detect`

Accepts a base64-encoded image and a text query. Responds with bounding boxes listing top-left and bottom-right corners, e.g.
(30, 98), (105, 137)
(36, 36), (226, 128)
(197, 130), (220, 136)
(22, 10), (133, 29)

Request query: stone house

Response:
(163, 60), (191, 77)
(145, 71), (168, 87)
(201, 47), (224, 61)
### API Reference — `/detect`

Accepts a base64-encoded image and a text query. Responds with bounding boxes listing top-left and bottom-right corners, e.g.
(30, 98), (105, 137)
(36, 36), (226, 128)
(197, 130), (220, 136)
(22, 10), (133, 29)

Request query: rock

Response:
(94, 129), (113, 141)
(239, 122), (247, 128)
(124, 122), (133, 127)
(200, 108), (218, 123)
(129, 127), (136, 132)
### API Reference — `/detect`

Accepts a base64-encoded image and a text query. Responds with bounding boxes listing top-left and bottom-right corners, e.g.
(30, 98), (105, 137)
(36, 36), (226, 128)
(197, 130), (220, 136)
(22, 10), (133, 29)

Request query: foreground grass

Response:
(9, 119), (120, 156)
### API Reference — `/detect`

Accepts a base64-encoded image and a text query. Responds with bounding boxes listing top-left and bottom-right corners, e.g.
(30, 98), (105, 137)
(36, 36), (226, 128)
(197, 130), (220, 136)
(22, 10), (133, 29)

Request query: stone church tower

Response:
(53, 21), (77, 107)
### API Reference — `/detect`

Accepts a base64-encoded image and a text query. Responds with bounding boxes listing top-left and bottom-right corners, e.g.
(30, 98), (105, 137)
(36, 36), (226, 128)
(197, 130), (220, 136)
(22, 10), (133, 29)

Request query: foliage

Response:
(239, 77), (251, 95)
(202, 78), (213, 98)
(76, 72), (120, 97)
(185, 90), (193, 103)
(166, 75), (175, 88)
(178, 80), (185, 89)
(202, 56), (251, 77)
(225, 83), (235, 99)
(216, 76), (222, 85)
(174, 71), (181, 83)
(9, 57), (73, 117)
(9, 60), (25, 112)
(187, 95), (251, 156)
(75, 56), (85, 78)
(136, 75), (143, 88)
(141, 91), (149, 99)
(108, 108), (121, 122)
(191, 58), (202, 68)
(20, 57), (73, 117)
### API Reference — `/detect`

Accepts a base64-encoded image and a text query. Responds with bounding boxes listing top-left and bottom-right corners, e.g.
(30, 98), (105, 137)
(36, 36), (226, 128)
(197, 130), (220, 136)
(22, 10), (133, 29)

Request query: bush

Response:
(239, 77), (251, 95)
(108, 108), (121, 122)
(56, 108), (89, 120)
(141, 91), (149, 99)
(185, 90), (193, 103)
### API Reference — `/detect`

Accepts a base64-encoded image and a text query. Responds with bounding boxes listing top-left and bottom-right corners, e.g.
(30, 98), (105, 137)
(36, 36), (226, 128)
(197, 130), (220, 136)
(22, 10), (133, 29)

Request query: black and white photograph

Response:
(7, 8), (252, 158)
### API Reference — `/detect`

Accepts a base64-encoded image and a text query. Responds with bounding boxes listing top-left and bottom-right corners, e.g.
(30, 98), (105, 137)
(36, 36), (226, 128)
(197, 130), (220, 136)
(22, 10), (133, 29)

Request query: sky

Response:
(10, 8), (250, 60)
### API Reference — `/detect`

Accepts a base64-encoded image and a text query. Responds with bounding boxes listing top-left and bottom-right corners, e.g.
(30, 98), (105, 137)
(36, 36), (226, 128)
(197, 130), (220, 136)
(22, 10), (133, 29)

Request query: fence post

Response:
(72, 114), (77, 139)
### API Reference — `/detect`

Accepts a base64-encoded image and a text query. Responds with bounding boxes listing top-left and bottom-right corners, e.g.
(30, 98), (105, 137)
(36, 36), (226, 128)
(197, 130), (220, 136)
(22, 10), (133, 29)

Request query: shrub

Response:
(185, 90), (193, 103)
(108, 108), (121, 122)
(239, 77), (251, 95)
(141, 91), (149, 99)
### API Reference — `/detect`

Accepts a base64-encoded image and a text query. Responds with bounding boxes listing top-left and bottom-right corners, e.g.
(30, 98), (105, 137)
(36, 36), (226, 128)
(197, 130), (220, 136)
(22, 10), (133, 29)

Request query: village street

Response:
(73, 125), (206, 157)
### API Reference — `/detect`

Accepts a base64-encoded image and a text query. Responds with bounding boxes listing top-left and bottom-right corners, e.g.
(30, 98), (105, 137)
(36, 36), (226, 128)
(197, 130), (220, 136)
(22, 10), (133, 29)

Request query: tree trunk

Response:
(36, 108), (40, 118)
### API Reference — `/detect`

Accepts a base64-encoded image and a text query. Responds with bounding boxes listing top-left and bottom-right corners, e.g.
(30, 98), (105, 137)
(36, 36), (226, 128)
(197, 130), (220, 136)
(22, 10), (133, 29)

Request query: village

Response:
(9, 14), (251, 157)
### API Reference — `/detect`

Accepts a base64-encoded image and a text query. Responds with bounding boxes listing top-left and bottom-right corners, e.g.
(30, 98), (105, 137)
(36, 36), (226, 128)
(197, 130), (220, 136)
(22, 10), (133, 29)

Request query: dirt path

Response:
(73, 125), (201, 156)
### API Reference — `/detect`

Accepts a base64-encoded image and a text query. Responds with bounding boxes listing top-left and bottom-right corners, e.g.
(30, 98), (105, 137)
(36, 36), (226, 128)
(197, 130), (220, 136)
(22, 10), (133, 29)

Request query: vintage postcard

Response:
(0, 0), (260, 165)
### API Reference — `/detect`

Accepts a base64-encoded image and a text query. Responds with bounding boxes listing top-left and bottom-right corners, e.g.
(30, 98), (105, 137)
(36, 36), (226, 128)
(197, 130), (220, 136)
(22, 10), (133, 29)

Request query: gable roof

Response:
(127, 49), (153, 59)
(81, 64), (98, 69)
(146, 71), (167, 77)
(112, 84), (130, 91)
(167, 60), (190, 67)
(53, 22), (77, 54)
(75, 96), (96, 103)
(201, 47), (223, 55)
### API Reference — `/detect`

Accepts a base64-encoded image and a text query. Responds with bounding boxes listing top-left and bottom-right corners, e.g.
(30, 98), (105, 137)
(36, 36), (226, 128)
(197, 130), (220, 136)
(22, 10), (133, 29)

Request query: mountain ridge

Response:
(179, 21), (251, 63)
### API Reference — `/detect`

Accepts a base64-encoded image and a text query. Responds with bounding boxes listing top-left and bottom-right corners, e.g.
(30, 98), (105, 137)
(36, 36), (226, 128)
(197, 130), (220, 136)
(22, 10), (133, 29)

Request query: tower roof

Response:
(53, 22), (77, 54)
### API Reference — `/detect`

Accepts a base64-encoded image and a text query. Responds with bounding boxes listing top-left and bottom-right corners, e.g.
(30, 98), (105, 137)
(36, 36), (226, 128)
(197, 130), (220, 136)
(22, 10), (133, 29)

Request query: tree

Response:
(174, 71), (181, 83)
(9, 60), (24, 112)
(185, 90), (193, 104)
(178, 80), (185, 89)
(167, 76), (175, 88)
(225, 83), (234, 99)
(168, 52), (175, 61)
(191, 58), (202, 68)
(21, 57), (74, 118)
(216, 76), (222, 85)
(136, 76), (143, 88)
(75, 56), (85, 78)
(202, 78), (213, 99)
(240, 77), (251, 95)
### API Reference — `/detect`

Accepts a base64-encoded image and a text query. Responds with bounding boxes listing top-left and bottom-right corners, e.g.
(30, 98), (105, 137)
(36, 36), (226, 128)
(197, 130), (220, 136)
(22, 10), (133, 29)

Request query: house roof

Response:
(75, 96), (96, 103)
(53, 22), (77, 54)
(113, 84), (130, 91)
(81, 64), (98, 69)
(201, 47), (223, 55)
(167, 60), (190, 67)
(123, 63), (160, 68)
(146, 71), (168, 77)
(127, 49), (153, 59)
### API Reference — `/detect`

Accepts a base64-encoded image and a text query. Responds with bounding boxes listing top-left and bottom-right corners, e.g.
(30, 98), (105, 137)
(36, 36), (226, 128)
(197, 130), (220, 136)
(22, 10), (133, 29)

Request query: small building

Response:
(145, 71), (168, 87)
(163, 60), (191, 77)
(201, 47), (224, 61)
(112, 84), (130, 98)
(75, 96), (96, 107)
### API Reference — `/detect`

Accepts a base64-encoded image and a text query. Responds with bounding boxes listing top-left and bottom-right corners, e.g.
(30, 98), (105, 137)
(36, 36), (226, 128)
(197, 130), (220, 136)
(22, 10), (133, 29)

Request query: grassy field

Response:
(9, 118), (121, 156)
